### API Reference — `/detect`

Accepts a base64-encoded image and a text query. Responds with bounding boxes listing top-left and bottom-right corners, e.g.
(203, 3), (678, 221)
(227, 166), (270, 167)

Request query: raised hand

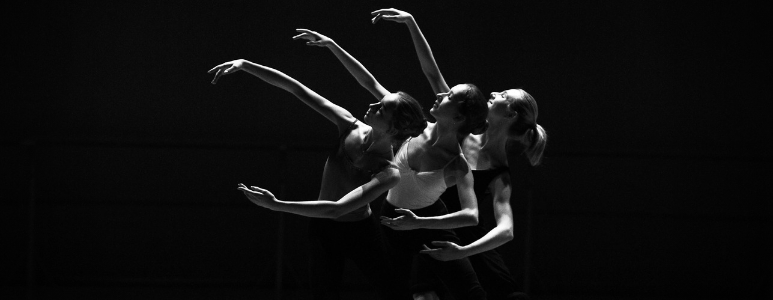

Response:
(292, 29), (335, 48)
(380, 208), (422, 230)
(208, 59), (248, 84)
(419, 241), (467, 261)
(370, 8), (412, 24)
(237, 183), (277, 208)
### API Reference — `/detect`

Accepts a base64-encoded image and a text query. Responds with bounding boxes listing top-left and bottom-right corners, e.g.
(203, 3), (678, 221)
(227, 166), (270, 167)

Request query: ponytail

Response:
(524, 124), (547, 166)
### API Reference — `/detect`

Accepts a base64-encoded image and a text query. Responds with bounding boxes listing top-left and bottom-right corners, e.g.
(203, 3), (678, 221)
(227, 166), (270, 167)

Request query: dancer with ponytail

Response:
(372, 8), (547, 300)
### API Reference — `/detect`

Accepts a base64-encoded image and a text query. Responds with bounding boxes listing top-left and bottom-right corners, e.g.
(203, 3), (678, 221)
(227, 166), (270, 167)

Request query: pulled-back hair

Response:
(391, 91), (428, 143)
(507, 89), (547, 166)
(457, 84), (489, 137)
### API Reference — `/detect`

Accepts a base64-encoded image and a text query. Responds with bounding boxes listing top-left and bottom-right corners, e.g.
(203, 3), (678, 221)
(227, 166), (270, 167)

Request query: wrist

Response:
(266, 199), (281, 211)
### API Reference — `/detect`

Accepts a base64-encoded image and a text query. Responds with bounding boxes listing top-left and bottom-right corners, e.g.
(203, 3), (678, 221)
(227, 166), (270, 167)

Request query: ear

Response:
(507, 111), (518, 120)
(453, 115), (466, 124)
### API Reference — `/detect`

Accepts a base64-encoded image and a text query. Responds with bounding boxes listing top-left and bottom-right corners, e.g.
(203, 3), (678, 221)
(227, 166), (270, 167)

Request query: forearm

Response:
(265, 175), (394, 219)
(267, 199), (345, 219)
(404, 17), (449, 93)
(239, 61), (306, 96)
(325, 42), (388, 98)
(417, 208), (478, 229)
(459, 223), (514, 257)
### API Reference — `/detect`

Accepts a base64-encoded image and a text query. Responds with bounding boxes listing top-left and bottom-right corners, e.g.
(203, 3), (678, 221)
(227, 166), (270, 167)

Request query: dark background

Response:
(3, 1), (770, 299)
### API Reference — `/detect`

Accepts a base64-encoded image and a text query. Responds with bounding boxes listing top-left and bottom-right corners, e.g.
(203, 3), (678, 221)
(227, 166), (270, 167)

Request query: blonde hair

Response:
(507, 89), (547, 166)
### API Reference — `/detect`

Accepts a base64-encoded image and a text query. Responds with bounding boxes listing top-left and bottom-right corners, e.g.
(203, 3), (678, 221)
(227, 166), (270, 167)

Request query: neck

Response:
(475, 119), (512, 166)
(428, 121), (461, 148)
(480, 119), (508, 149)
(365, 128), (393, 154)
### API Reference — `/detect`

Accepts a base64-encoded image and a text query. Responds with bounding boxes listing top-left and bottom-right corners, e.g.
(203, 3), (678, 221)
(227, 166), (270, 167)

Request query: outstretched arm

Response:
(420, 173), (515, 261)
(372, 8), (450, 94)
(208, 59), (355, 132)
(239, 167), (400, 219)
(293, 29), (390, 100)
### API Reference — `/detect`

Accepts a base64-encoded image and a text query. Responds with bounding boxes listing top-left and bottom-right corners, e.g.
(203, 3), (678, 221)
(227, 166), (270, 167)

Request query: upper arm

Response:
(293, 85), (358, 132)
(447, 156), (477, 211)
(240, 61), (357, 131)
(489, 172), (514, 227)
(404, 19), (450, 94)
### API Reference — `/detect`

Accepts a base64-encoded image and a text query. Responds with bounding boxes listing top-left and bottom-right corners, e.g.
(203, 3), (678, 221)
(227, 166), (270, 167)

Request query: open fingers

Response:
(292, 33), (314, 41)
(380, 216), (398, 227)
(419, 249), (438, 255)
(210, 69), (222, 84)
(294, 29), (319, 38)
(238, 187), (260, 195)
(370, 8), (397, 15)
(207, 63), (227, 74)
(431, 241), (452, 248)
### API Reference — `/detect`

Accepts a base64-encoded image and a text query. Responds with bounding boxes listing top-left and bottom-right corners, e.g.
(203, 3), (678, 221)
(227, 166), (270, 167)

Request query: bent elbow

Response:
(502, 227), (515, 242)
(465, 208), (479, 226)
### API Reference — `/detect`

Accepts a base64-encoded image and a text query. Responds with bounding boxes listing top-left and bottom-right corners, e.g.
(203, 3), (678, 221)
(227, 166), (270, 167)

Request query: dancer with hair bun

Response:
(373, 8), (548, 300)
(293, 28), (490, 300)
(209, 42), (426, 298)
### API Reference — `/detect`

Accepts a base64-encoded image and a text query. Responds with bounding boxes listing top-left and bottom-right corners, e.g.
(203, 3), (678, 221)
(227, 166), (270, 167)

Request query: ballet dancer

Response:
(372, 8), (548, 300)
(291, 28), (490, 300)
(208, 53), (426, 300)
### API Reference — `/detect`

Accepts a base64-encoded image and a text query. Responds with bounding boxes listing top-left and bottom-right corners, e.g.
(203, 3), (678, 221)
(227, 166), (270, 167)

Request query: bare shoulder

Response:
(374, 163), (401, 186)
(444, 153), (472, 179)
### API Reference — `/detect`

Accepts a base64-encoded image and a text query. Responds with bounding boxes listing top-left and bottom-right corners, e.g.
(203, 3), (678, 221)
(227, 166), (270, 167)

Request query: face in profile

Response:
(487, 89), (522, 120)
(364, 93), (399, 132)
(430, 84), (469, 120)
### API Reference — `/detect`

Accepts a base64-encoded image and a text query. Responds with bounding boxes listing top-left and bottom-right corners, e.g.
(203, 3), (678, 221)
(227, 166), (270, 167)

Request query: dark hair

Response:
(391, 91), (428, 142)
(507, 89), (547, 166)
(456, 84), (489, 136)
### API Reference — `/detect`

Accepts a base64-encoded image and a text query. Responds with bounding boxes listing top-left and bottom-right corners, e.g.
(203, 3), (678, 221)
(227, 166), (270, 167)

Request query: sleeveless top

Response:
(441, 166), (509, 234)
(318, 120), (391, 221)
(386, 137), (463, 210)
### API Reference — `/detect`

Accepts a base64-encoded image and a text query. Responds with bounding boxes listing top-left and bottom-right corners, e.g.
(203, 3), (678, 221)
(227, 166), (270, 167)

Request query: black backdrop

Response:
(4, 1), (770, 299)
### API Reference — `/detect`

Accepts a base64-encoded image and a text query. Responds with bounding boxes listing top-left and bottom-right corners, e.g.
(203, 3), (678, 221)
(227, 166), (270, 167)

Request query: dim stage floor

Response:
(5, 286), (755, 300)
